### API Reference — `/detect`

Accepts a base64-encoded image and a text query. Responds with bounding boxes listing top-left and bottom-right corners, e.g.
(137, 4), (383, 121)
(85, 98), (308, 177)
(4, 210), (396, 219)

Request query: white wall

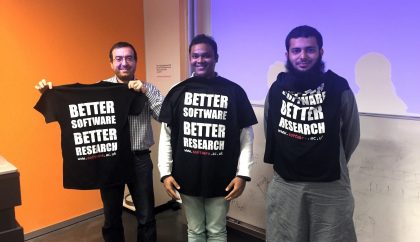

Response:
(143, 0), (188, 206)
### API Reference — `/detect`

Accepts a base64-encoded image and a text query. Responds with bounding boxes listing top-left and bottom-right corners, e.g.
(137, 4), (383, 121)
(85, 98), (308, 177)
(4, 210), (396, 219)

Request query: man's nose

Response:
(300, 50), (308, 59)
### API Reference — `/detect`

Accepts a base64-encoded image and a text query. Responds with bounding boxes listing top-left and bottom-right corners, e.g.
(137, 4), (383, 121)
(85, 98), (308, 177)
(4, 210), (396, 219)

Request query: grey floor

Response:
(26, 207), (264, 242)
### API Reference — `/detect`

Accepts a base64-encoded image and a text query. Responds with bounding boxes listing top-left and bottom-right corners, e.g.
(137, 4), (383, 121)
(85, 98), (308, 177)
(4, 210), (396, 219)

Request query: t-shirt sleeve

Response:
(236, 87), (258, 128)
(34, 90), (57, 123)
(128, 92), (147, 115)
(158, 95), (173, 125)
(158, 86), (184, 125)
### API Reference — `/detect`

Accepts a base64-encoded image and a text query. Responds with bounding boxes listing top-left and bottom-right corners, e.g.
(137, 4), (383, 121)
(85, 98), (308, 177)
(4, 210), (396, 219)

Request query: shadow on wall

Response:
(355, 52), (408, 116)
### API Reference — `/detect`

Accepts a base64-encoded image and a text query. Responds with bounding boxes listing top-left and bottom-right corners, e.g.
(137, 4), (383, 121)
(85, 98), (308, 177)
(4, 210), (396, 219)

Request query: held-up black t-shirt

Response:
(34, 81), (146, 189)
(159, 76), (257, 197)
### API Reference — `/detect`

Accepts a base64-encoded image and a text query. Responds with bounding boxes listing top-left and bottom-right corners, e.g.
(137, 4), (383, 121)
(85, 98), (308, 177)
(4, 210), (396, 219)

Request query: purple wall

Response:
(211, 0), (420, 116)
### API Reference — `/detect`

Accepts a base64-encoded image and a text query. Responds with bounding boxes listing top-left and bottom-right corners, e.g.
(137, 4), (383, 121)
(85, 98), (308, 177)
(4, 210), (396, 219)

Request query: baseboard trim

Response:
(226, 216), (265, 241)
(23, 205), (260, 241)
(24, 209), (103, 241)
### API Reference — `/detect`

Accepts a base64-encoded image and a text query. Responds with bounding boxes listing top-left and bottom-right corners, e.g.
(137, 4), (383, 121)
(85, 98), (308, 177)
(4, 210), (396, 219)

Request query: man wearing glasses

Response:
(100, 42), (163, 242)
(36, 41), (163, 242)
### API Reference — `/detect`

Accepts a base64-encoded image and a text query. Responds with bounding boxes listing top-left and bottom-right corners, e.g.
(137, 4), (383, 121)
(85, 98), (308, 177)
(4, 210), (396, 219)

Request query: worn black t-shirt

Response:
(34, 81), (146, 189)
(264, 70), (349, 181)
(159, 76), (257, 197)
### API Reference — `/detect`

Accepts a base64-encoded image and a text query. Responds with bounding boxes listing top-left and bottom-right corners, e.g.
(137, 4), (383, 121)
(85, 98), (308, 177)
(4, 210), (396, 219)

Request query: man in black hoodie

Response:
(264, 25), (360, 242)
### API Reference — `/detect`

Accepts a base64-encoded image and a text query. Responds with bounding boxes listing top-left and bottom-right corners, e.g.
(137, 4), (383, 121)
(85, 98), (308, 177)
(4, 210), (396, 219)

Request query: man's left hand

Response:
(128, 80), (147, 93)
(224, 177), (246, 201)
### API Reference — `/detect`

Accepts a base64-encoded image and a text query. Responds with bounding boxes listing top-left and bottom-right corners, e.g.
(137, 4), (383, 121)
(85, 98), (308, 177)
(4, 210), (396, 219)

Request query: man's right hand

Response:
(35, 79), (53, 94)
(163, 176), (181, 200)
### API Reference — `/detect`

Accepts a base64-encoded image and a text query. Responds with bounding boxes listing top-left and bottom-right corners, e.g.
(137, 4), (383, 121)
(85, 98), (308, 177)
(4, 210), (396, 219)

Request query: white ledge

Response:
(0, 155), (17, 175)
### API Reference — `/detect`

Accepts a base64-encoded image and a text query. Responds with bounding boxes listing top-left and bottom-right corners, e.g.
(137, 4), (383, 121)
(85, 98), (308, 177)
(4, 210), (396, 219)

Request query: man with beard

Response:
(35, 41), (163, 242)
(264, 26), (360, 242)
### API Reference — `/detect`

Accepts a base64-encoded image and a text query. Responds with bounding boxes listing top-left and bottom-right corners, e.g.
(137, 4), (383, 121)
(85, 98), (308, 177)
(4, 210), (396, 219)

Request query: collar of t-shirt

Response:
(190, 72), (219, 78)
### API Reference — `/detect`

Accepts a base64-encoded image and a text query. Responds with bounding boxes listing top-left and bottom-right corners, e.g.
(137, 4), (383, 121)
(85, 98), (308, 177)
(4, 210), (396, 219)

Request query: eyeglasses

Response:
(113, 55), (135, 63)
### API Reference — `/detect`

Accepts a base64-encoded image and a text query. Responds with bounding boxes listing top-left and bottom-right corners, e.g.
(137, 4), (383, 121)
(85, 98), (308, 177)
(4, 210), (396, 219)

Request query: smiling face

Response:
(190, 43), (218, 78)
(286, 37), (323, 72)
(110, 47), (137, 82)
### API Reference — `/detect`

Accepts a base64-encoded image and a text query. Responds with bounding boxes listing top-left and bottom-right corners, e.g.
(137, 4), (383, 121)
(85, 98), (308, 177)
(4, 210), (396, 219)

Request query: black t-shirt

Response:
(34, 81), (146, 189)
(264, 70), (349, 181)
(159, 76), (257, 197)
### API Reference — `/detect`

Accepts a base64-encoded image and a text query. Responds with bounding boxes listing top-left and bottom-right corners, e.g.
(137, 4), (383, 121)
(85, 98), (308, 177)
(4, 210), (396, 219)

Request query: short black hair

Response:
(285, 25), (323, 51)
(189, 34), (219, 61)
(109, 41), (138, 62)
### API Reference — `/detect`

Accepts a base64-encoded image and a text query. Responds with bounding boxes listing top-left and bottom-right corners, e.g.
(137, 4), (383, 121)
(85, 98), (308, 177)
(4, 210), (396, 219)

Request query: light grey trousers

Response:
(181, 194), (230, 242)
(266, 172), (357, 242)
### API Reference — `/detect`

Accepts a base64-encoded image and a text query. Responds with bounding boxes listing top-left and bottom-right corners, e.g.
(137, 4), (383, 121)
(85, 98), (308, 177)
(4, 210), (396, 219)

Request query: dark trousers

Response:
(100, 152), (157, 242)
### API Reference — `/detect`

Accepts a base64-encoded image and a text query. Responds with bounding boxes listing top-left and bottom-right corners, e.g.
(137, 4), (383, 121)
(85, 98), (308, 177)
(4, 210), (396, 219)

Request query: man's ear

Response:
(319, 48), (324, 57)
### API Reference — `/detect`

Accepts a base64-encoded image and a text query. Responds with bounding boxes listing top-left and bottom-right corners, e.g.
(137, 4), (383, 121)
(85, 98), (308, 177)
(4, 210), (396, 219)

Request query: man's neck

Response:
(116, 75), (135, 83)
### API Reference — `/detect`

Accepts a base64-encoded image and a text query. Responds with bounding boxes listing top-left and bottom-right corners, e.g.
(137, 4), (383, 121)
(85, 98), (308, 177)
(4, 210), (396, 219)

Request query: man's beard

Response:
(285, 57), (325, 79)
(116, 72), (134, 82)
(282, 57), (325, 91)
